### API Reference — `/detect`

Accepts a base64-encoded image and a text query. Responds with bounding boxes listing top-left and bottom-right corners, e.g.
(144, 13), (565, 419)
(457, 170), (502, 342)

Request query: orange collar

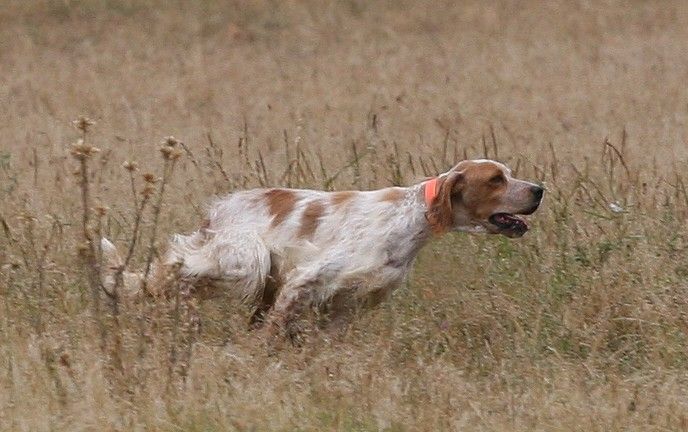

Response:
(424, 177), (439, 207)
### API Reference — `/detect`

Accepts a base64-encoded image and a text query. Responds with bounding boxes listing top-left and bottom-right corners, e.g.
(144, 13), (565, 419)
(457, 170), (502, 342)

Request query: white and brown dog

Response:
(104, 159), (543, 338)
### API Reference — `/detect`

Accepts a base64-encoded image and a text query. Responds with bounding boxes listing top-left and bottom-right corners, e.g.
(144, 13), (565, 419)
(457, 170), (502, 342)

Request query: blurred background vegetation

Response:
(1, 1), (688, 430)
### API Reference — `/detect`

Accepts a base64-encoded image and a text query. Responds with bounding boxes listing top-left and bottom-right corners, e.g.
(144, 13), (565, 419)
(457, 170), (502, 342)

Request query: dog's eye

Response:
(489, 174), (505, 185)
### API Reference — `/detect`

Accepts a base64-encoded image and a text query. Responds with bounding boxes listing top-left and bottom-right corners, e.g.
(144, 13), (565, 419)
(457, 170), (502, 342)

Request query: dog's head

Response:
(426, 159), (543, 238)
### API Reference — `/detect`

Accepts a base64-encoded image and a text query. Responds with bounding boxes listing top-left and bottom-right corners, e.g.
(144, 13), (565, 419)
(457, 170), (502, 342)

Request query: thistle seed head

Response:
(160, 147), (184, 161)
(70, 139), (100, 160)
(142, 184), (155, 198)
(162, 136), (179, 147)
(160, 145), (174, 159)
(142, 173), (158, 184)
(73, 116), (95, 134)
(160, 136), (184, 160)
(123, 161), (138, 172)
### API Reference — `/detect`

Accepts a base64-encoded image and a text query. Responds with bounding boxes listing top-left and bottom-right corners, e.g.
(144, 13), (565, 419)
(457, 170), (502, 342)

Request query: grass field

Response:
(2, 1), (688, 430)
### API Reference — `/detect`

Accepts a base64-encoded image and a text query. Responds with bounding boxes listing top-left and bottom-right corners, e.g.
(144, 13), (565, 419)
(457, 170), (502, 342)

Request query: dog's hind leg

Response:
(267, 261), (343, 342)
(248, 252), (283, 328)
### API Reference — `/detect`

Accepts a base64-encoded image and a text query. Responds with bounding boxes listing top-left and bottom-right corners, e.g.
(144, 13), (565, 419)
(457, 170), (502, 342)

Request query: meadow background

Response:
(2, 0), (688, 430)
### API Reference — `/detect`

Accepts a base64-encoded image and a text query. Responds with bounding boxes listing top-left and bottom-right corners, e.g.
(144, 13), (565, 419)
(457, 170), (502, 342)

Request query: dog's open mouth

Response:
(488, 213), (529, 237)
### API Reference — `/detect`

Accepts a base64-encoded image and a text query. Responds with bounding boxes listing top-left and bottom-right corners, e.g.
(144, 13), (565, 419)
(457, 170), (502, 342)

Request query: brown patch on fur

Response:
(298, 200), (326, 238)
(426, 172), (464, 234)
(380, 187), (404, 202)
(331, 191), (356, 207)
(265, 189), (297, 227)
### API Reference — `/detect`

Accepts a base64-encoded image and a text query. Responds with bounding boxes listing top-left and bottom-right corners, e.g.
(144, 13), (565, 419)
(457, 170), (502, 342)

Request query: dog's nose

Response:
(531, 185), (544, 200)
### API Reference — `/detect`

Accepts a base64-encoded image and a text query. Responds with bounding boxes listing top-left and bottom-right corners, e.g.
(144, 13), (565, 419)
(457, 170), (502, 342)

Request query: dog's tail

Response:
(100, 238), (145, 297)
(101, 238), (123, 268)
(101, 230), (272, 303)
(100, 238), (122, 292)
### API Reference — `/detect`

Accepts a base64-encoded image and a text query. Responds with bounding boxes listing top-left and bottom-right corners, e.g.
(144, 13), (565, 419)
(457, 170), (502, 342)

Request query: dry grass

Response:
(2, 1), (688, 430)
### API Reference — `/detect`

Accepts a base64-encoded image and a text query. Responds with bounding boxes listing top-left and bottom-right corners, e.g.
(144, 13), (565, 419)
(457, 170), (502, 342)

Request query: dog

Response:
(103, 159), (543, 338)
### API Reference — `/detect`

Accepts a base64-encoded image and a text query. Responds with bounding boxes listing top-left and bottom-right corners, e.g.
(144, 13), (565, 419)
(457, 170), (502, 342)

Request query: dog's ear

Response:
(427, 171), (464, 234)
